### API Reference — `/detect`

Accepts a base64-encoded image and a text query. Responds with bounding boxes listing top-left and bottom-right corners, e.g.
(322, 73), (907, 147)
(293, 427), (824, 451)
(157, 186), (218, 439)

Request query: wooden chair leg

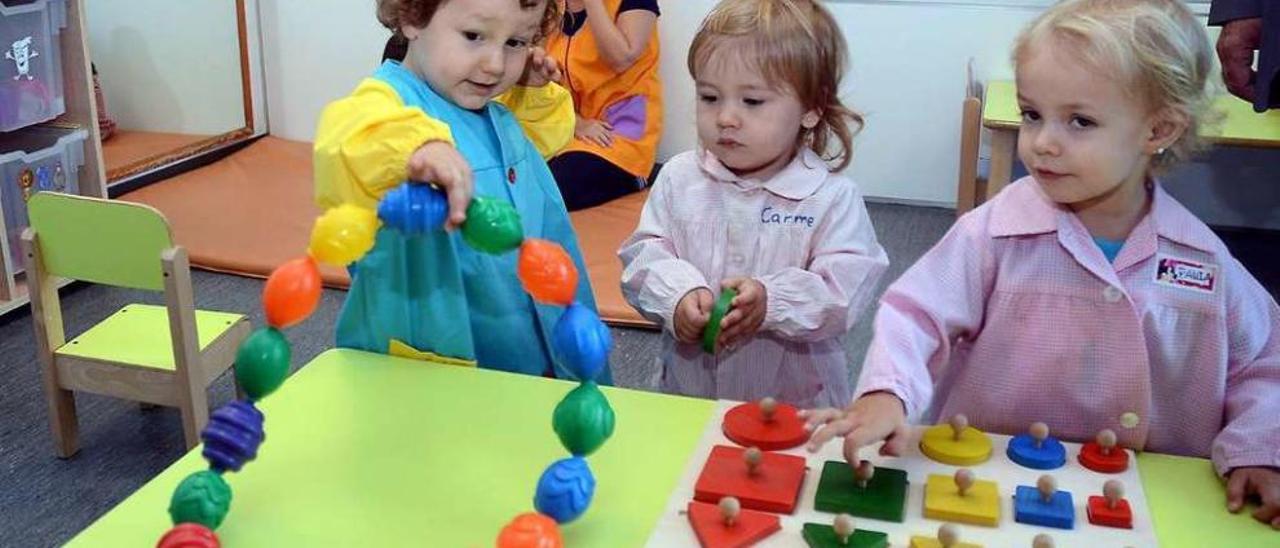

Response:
(164, 246), (209, 450)
(43, 381), (80, 458)
(178, 387), (210, 449)
(23, 229), (80, 458)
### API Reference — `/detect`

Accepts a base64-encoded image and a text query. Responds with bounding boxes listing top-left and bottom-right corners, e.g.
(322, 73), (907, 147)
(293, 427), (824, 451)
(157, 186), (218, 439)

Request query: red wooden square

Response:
(1087, 495), (1133, 529)
(693, 445), (808, 513)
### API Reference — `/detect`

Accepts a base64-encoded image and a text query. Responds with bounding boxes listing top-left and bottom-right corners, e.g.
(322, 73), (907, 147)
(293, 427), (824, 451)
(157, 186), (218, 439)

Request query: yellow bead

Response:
(308, 204), (379, 266)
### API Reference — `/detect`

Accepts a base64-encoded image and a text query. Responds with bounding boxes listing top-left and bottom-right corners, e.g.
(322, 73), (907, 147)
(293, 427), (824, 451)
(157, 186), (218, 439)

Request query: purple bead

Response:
(378, 183), (448, 235)
(200, 400), (265, 473)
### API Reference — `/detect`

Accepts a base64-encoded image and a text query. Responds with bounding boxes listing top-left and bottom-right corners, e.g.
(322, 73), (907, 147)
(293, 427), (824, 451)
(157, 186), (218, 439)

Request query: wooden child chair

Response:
(20, 192), (251, 457)
(956, 59), (985, 217)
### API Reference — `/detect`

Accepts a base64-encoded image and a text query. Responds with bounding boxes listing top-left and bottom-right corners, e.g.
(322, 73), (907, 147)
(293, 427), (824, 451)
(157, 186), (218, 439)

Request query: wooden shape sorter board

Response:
(923, 474), (1000, 526)
(693, 445), (807, 514)
(919, 423), (992, 466)
(687, 500), (782, 548)
(800, 522), (888, 548)
(813, 461), (908, 522)
(647, 400), (1159, 547)
(722, 401), (809, 451)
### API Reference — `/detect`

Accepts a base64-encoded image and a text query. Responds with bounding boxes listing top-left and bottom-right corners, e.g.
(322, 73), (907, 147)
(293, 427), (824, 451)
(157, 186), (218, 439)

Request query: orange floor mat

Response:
(102, 130), (213, 180)
(119, 136), (654, 328)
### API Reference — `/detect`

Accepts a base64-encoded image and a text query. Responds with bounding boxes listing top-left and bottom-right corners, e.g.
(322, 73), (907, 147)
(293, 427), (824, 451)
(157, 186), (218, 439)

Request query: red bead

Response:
(508, 167), (517, 184)
(156, 523), (220, 548)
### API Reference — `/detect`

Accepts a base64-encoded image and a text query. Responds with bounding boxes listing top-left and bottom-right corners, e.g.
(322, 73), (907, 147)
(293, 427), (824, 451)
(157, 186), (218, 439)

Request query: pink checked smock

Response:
(619, 149), (889, 408)
(856, 177), (1280, 474)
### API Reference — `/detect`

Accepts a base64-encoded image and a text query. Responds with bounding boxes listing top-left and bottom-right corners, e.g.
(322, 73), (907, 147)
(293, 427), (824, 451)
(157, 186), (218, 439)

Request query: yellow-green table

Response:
(69, 349), (1276, 546)
(979, 80), (1280, 203)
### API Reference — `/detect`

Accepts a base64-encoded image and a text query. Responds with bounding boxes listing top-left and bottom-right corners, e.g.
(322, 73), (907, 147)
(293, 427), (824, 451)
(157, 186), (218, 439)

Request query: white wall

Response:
(260, 0), (389, 143)
(259, 0), (1276, 228)
(86, 0), (245, 136)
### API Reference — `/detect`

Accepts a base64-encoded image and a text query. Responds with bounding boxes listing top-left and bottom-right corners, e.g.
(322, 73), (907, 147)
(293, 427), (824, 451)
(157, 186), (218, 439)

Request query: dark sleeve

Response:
(619, 0), (659, 16)
(1209, 0), (1263, 26)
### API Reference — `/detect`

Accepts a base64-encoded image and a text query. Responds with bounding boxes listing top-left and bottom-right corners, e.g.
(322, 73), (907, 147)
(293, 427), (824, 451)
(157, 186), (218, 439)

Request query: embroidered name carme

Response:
(760, 206), (815, 227)
(1155, 255), (1217, 293)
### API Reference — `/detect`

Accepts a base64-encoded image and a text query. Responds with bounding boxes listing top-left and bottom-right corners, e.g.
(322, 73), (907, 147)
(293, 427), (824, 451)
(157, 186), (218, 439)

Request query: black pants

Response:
(549, 152), (644, 211)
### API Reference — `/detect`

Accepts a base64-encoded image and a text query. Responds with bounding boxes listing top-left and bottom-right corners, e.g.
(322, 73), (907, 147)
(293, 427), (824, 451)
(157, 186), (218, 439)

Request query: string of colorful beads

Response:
(155, 183), (614, 547)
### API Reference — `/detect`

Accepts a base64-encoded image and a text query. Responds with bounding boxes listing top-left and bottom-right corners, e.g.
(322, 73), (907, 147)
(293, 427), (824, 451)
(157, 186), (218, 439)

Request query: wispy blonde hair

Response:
(1013, 0), (1215, 172)
(688, 0), (863, 172)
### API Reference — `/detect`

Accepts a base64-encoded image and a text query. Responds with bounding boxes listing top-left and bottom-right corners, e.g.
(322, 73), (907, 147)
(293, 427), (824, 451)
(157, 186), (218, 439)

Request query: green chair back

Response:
(27, 192), (175, 291)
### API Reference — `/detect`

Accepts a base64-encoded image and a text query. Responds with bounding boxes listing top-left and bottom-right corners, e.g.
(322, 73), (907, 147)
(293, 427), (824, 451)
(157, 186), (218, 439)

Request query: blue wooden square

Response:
(1006, 434), (1066, 469)
(1013, 485), (1075, 529)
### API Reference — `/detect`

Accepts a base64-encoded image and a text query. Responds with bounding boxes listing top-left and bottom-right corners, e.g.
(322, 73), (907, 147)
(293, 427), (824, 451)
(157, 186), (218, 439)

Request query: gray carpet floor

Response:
(2, 202), (1276, 546)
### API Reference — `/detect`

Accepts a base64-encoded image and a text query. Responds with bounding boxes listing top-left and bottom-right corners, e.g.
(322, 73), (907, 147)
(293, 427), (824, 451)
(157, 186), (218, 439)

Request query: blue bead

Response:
(552, 303), (611, 382)
(378, 183), (448, 235)
(200, 400), (265, 473)
(1007, 434), (1067, 470)
(534, 457), (596, 524)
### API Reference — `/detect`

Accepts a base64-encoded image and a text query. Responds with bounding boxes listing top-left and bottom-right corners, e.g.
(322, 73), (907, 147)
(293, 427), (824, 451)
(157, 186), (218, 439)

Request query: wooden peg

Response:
(1029, 422), (1049, 449)
(833, 513), (855, 545)
(854, 459), (875, 489)
(1037, 475), (1057, 503)
(1032, 533), (1054, 548)
(1096, 429), (1117, 456)
(950, 414), (969, 441)
(744, 447), (763, 477)
(937, 523), (959, 548)
(719, 496), (740, 526)
(954, 468), (975, 497)
(1103, 479), (1124, 510)
(759, 397), (777, 423)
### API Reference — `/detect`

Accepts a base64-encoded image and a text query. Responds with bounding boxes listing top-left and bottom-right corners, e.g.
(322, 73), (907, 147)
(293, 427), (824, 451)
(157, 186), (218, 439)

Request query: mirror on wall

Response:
(86, 0), (254, 184)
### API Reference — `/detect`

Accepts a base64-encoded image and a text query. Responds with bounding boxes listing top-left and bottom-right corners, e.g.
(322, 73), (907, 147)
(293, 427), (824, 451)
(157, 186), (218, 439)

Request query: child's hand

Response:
(800, 392), (909, 465)
(1226, 466), (1280, 529)
(408, 140), (474, 230)
(519, 46), (562, 88)
(717, 278), (766, 350)
(674, 288), (714, 344)
(575, 117), (614, 148)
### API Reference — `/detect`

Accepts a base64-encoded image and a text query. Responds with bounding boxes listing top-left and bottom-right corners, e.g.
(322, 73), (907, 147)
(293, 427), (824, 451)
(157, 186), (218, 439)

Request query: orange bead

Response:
(262, 256), (323, 329)
(496, 512), (562, 548)
(517, 239), (578, 306)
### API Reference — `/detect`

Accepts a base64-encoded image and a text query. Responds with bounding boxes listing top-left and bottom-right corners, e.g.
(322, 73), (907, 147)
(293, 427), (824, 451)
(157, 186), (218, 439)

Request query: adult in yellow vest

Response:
(546, 0), (663, 210)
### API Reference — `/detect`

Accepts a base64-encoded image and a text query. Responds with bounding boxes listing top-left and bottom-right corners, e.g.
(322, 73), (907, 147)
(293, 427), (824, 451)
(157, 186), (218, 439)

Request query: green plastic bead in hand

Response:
(701, 287), (738, 354)
(462, 196), (524, 254)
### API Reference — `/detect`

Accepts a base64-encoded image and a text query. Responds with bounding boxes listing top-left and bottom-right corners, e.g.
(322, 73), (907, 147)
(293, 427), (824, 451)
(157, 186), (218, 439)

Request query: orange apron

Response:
(548, 0), (663, 179)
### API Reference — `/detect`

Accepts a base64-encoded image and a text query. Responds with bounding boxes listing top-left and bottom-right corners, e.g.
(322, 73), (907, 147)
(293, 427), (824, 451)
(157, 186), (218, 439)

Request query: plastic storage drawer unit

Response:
(0, 0), (69, 132)
(0, 125), (85, 270)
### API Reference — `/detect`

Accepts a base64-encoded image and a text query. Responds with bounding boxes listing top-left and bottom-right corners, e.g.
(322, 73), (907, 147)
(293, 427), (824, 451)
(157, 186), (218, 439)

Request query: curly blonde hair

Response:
(1013, 0), (1216, 172)
(688, 0), (864, 172)
(376, 0), (561, 43)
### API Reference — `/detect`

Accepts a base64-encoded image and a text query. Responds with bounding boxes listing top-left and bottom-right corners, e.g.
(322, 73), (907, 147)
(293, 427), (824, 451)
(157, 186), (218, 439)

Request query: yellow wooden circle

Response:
(919, 423), (992, 465)
(922, 473), (1000, 527)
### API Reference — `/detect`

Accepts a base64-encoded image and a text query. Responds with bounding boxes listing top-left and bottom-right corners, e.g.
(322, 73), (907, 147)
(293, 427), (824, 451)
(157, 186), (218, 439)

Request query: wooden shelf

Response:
(0, 0), (105, 318)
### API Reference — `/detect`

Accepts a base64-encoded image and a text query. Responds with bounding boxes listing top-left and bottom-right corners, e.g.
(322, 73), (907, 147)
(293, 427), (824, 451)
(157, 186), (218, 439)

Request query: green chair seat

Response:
(56, 304), (245, 370)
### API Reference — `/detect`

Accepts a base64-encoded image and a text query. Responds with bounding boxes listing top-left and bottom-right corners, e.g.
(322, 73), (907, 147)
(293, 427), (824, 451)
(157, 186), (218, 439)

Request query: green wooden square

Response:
(802, 522), (889, 548)
(814, 461), (909, 522)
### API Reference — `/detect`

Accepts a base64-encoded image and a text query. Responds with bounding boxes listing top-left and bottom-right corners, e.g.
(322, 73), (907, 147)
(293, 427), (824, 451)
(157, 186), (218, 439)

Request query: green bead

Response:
(235, 327), (291, 401)
(169, 470), (232, 529)
(552, 382), (615, 456)
(462, 197), (523, 254)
